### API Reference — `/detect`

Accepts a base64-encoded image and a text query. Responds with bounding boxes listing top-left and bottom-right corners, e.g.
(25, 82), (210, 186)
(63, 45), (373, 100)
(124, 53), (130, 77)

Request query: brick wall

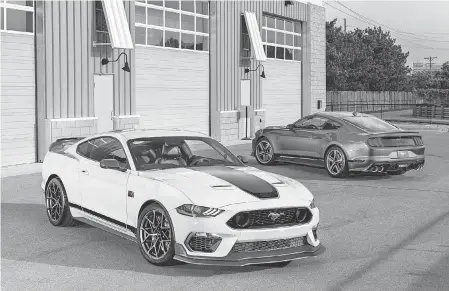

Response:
(112, 116), (140, 130)
(310, 4), (326, 113)
(45, 118), (97, 144)
(220, 111), (239, 142)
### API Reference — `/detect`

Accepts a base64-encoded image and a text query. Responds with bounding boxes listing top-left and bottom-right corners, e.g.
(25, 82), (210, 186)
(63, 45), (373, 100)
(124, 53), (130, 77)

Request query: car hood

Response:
(138, 166), (313, 208)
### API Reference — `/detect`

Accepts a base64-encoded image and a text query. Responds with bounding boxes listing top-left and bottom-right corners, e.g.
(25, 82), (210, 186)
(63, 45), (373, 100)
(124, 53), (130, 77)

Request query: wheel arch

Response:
(137, 199), (177, 241)
(255, 134), (279, 153)
(323, 142), (350, 160)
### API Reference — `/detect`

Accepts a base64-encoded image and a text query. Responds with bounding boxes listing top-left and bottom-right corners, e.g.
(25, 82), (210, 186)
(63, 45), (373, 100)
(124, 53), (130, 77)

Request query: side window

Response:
(295, 116), (328, 130)
(77, 140), (94, 159)
(323, 120), (341, 130)
(80, 137), (129, 169)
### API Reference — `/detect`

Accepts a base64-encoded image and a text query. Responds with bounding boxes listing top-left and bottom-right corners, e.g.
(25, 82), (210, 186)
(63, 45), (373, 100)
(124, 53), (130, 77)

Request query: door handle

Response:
(81, 170), (89, 175)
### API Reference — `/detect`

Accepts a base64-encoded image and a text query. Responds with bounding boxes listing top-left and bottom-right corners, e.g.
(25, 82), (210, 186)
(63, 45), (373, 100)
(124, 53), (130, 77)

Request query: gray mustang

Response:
(251, 111), (425, 178)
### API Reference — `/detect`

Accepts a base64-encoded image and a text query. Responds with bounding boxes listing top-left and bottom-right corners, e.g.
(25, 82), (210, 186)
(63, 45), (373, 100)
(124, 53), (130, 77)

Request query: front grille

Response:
(231, 236), (306, 253)
(226, 207), (313, 229)
(187, 235), (222, 253)
(367, 136), (423, 147)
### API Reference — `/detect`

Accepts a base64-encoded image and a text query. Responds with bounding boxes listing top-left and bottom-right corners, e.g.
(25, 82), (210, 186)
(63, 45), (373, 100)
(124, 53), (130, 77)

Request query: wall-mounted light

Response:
(101, 52), (131, 72)
(285, 1), (294, 6)
(244, 64), (266, 79)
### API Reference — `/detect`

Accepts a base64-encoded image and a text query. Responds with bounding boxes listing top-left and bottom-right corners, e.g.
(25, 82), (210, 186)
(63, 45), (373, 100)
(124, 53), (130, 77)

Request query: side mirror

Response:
(237, 155), (249, 164)
(100, 159), (127, 172)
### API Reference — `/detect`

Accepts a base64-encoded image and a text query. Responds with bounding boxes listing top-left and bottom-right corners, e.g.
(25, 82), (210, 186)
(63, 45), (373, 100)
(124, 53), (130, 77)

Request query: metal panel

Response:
(243, 11), (266, 62)
(100, 0), (134, 49)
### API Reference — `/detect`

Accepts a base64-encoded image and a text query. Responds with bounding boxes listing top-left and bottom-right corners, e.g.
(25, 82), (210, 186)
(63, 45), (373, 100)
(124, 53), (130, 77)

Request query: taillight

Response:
(366, 137), (382, 147)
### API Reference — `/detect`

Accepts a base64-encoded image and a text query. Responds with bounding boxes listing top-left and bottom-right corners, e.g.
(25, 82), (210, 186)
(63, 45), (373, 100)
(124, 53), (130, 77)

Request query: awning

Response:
(101, 0), (134, 50)
(243, 11), (267, 62)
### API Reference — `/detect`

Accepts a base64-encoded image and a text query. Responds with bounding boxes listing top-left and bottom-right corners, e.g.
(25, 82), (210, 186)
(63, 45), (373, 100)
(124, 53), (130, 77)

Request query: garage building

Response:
(0, 0), (325, 167)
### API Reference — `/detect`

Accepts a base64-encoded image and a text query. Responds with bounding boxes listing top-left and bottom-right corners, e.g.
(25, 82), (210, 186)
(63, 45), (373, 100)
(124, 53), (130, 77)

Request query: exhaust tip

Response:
(371, 166), (378, 172)
(378, 166), (384, 172)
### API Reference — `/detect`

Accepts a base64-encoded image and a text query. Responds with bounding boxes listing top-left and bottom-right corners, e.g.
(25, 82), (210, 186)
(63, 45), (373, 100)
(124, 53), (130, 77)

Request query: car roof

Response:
(95, 128), (208, 140)
(315, 111), (373, 119)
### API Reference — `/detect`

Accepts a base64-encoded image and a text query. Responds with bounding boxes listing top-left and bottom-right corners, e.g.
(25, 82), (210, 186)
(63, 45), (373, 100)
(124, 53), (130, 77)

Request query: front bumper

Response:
(168, 201), (321, 266)
(174, 238), (325, 266)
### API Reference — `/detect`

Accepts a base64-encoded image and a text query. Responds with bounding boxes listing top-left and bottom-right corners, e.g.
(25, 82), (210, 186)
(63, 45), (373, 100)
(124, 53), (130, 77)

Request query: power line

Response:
(323, 1), (449, 51)
(334, 0), (449, 43)
(424, 56), (437, 71)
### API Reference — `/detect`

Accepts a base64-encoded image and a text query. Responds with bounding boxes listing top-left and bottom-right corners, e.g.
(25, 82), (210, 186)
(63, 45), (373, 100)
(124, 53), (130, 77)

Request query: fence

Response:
(413, 104), (449, 120)
(326, 91), (417, 108)
(325, 102), (416, 119)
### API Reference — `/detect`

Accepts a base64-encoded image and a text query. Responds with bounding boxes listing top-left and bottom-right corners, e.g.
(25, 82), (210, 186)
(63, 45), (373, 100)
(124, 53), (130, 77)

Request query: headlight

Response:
(309, 198), (316, 209)
(176, 204), (224, 217)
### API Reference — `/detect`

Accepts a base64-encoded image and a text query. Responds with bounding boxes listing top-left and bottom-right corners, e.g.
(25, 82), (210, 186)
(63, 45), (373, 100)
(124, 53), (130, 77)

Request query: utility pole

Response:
(343, 18), (347, 32)
(424, 56), (437, 72)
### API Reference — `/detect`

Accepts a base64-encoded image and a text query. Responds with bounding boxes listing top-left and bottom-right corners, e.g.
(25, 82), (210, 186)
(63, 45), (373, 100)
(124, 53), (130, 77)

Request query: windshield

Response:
(342, 116), (398, 132)
(127, 136), (244, 171)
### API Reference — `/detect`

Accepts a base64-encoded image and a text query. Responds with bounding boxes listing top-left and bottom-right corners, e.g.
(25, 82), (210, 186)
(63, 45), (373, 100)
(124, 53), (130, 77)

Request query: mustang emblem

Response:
(268, 212), (285, 221)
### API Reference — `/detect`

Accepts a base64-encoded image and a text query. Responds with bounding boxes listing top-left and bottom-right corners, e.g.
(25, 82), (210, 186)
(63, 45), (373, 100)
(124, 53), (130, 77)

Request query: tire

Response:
(324, 146), (349, 178)
(45, 177), (78, 227)
(255, 137), (276, 165)
(137, 203), (177, 266)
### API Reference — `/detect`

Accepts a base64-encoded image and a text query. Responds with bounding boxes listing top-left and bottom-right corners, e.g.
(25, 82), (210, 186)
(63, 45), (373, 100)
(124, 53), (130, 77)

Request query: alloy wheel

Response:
(256, 140), (274, 164)
(46, 181), (64, 223)
(326, 149), (345, 176)
(139, 209), (173, 260)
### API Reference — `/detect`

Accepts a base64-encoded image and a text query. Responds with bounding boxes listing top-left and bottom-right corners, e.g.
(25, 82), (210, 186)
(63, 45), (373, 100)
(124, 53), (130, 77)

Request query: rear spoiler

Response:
(49, 137), (85, 153)
(368, 131), (420, 137)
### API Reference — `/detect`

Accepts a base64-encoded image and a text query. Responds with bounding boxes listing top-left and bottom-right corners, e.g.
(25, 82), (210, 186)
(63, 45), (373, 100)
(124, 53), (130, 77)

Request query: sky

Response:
(324, 0), (449, 68)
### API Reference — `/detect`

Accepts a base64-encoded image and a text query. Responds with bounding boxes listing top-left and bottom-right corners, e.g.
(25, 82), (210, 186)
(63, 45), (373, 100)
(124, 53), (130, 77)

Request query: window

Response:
(77, 137), (129, 169)
(0, 1), (34, 34)
(294, 116), (328, 130)
(95, 0), (110, 44)
(135, 0), (209, 52)
(262, 14), (302, 62)
(241, 15), (251, 58)
(343, 116), (398, 132)
(323, 120), (341, 130)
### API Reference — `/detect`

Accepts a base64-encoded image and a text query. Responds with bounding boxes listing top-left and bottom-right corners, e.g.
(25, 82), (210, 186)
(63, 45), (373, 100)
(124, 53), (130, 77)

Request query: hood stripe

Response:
(190, 166), (279, 199)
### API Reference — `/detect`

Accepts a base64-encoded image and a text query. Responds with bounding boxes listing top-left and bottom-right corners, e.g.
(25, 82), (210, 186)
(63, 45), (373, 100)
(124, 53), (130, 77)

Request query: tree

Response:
(326, 19), (412, 91)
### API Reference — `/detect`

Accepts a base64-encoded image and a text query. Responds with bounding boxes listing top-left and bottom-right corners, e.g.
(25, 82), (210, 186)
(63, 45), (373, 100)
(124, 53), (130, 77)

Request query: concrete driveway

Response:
(2, 130), (449, 291)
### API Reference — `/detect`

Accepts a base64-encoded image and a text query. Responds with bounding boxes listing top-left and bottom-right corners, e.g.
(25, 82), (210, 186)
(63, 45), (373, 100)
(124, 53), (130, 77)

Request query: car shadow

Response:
(1, 203), (321, 277)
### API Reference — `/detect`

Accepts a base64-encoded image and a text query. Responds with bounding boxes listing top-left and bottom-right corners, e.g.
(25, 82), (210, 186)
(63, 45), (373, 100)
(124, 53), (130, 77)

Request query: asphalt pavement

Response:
(2, 130), (449, 291)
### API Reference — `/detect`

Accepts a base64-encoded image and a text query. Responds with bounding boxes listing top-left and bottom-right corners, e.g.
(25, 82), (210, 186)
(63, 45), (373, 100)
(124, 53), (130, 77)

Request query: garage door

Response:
(0, 33), (36, 166)
(262, 60), (302, 127)
(135, 47), (209, 135)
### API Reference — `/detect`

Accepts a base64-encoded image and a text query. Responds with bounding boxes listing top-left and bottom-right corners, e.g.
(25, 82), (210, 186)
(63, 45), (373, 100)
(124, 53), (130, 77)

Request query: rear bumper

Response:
(349, 156), (425, 172)
(174, 239), (325, 267)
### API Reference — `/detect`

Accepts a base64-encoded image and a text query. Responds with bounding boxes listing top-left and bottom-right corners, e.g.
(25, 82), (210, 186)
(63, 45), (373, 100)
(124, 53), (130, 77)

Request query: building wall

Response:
(309, 3), (326, 113)
(209, 0), (309, 141)
(135, 47), (209, 135)
(0, 32), (36, 166)
(35, 0), (137, 161)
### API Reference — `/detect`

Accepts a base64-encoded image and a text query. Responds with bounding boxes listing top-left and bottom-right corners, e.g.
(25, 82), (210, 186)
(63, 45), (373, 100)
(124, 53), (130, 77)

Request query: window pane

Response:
(196, 35), (208, 51)
(165, 0), (179, 9)
(196, 1), (208, 15)
(6, 9), (33, 33)
(294, 22), (302, 33)
(294, 49), (301, 61)
(147, 8), (163, 26)
(267, 30), (275, 43)
(294, 35), (302, 47)
(276, 32), (284, 45)
(276, 47), (284, 59)
(148, 28), (163, 46)
(266, 16), (275, 28)
(165, 30), (180, 48)
(8, 1), (33, 6)
(181, 33), (194, 50)
(276, 18), (284, 30)
(135, 5), (146, 24)
(262, 15), (266, 27)
(285, 34), (293, 46)
(196, 17), (208, 33)
(165, 11), (179, 29)
(147, 0), (163, 6)
(261, 29), (266, 42)
(266, 45), (275, 58)
(181, 1), (195, 12)
(181, 14), (194, 31)
(136, 0), (146, 3)
(1, 8), (3, 30)
(285, 48), (293, 60)
(285, 21), (294, 32)
(135, 26), (146, 45)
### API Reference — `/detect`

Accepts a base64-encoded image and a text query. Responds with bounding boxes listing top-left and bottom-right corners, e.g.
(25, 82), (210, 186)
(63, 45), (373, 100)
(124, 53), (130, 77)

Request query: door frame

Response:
(93, 73), (115, 132)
